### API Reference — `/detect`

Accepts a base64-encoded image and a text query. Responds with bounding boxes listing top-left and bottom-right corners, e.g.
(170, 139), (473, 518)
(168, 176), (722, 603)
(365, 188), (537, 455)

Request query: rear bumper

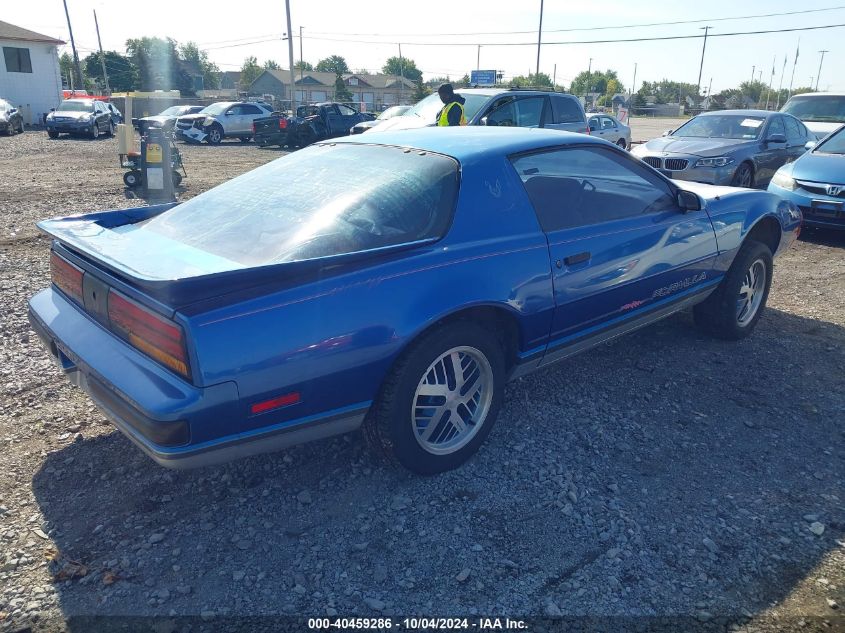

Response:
(28, 288), (366, 468)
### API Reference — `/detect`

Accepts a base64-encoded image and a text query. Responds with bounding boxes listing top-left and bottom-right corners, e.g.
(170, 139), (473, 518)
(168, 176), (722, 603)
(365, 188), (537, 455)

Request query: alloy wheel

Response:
(411, 346), (494, 455)
(736, 258), (766, 326)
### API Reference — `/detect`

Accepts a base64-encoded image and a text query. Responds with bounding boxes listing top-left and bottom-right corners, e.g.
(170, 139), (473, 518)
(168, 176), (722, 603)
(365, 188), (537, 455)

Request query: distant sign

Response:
(470, 70), (497, 86)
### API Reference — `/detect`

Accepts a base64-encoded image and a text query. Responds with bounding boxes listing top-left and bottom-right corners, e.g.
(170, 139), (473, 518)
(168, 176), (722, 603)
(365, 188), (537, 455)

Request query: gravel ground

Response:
(0, 131), (843, 633)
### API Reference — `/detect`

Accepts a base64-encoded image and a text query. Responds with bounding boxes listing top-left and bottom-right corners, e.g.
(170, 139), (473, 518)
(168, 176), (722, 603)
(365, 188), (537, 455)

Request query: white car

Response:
(586, 112), (632, 149)
(780, 92), (845, 140)
(175, 101), (273, 144)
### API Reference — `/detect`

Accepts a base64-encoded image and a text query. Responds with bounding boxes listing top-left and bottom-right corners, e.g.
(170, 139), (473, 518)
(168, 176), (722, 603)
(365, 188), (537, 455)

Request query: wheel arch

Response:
(745, 214), (781, 255)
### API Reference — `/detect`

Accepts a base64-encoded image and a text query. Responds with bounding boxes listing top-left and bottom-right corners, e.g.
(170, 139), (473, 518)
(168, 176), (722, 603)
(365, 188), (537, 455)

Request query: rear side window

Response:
(767, 116), (786, 137)
(784, 116), (806, 146)
(551, 96), (585, 124)
(512, 146), (677, 231)
(142, 144), (459, 266)
(485, 96), (546, 127)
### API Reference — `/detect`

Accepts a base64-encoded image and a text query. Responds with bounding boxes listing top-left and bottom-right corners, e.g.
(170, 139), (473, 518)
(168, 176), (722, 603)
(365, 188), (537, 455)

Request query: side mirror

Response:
(225, 110), (234, 116)
(50, 108), (55, 112)
(804, 140), (817, 150)
(766, 133), (787, 145)
(480, 117), (494, 126)
(677, 189), (702, 212)
(589, 124), (598, 132)
(662, 129), (673, 137)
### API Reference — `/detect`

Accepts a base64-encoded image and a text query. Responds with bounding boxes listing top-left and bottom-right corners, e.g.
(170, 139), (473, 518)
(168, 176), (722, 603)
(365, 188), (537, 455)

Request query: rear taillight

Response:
(279, 118), (287, 129)
(584, 127), (591, 135)
(252, 122), (256, 133)
(107, 289), (190, 379)
(50, 252), (83, 304)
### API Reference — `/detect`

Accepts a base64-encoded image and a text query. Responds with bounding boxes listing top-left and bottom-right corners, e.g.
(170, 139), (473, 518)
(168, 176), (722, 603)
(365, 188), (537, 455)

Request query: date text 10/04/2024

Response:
(307, 618), (528, 630)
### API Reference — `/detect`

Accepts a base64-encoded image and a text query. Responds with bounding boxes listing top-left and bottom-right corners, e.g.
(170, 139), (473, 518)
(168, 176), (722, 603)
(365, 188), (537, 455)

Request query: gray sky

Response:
(8, 0), (845, 93)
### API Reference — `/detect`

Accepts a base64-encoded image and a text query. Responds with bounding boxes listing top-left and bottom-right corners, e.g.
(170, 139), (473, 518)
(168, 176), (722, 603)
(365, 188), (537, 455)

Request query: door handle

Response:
(563, 252), (591, 266)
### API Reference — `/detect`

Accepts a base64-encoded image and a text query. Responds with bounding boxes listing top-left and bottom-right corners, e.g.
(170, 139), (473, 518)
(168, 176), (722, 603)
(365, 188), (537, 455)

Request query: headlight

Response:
(771, 169), (797, 191)
(203, 117), (215, 126)
(694, 156), (734, 168)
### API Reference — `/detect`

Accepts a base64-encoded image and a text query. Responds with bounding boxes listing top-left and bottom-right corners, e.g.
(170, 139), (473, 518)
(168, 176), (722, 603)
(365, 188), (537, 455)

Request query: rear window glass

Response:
(551, 96), (585, 124)
(141, 144), (459, 266)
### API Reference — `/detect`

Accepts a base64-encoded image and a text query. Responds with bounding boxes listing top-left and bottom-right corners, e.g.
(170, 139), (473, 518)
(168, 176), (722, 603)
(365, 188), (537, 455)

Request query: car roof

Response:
(331, 126), (605, 163)
(785, 92), (845, 98)
(62, 98), (95, 104)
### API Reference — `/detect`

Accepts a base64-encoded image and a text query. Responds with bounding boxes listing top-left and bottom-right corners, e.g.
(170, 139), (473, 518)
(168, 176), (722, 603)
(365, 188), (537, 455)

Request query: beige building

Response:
(249, 69), (415, 111)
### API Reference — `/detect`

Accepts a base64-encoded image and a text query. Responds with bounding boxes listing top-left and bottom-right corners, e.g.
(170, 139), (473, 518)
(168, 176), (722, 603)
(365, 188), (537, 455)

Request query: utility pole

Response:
(751, 65), (755, 84)
(815, 50), (828, 91)
(62, 0), (84, 90)
(775, 55), (787, 109)
(93, 10), (110, 94)
(788, 39), (800, 99)
(765, 55), (775, 110)
(299, 26), (303, 83)
(630, 62), (637, 119)
(398, 43), (404, 104)
(586, 57), (592, 97)
(696, 26), (710, 100)
(535, 0), (544, 79)
(284, 0), (296, 113)
(552, 63), (556, 88)
(477, 45), (481, 71)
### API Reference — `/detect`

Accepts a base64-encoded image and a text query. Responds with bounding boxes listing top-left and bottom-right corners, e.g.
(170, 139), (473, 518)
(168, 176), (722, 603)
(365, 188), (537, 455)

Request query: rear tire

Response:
(123, 170), (142, 188)
(364, 322), (505, 475)
(693, 240), (772, 340)
(47, 130), (59, 139)
(239, 136), (251, 143)
(172, 170), (183, 187)
(616, 138), (627, 150)
(107, 121), (115, 137)
(17, 119), (24, 134)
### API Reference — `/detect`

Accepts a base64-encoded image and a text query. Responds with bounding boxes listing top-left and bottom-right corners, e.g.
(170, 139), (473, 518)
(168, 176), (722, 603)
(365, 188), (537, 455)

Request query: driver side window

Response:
(511, 146), (678, 231)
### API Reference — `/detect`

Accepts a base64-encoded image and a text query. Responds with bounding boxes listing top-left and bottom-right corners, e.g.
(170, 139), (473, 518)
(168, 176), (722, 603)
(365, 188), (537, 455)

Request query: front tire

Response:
(47, 130), (59, 139)
(616, 138), (627, 150)
(731, 162), (754, 188)
(205, 124), (223, 145)
(364, 322), (505, 475)
(107, 121), (115, 136)
(693, 240), (773, 340)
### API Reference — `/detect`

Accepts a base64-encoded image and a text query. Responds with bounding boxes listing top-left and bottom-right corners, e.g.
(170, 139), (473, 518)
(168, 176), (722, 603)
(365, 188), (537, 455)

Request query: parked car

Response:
(45, 99), (114, 139)
(631, 110), (813, 188)
(28, 127), (800, 474)
(175, 101), (273, 144)
(253, 102), (370, 147)
(768, 124), (845, 230)
(350, 105), (411, 134)
(370, 88), (589, 134)
(134, 105), (205, 134)
(0, 98), (24, 135)
(780, 92), (845, 140)
(585, 112), (631, 149)
(105, 102), (123, 126)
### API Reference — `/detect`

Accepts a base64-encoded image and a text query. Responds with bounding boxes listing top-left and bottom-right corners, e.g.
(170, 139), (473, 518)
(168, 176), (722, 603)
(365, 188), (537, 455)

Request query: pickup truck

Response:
(253, 102), (373, 147)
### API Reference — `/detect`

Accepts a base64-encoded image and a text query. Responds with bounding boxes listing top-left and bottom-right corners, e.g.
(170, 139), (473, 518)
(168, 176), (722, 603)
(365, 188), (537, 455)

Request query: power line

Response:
(299, 21), (845, 46)
(304, 5), (845, 38)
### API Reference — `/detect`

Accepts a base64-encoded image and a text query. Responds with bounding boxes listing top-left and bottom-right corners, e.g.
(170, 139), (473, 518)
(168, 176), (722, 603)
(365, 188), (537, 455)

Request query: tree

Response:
(264, 60), (281, 70)
(334, 72), (352, 102)
(294, 60), (313, 71)
(426, 76), (451, 88)
(125, 37), (192, 93)
(637, 79), (696, 104)
(382, 56), (422, 82)
(508, 72), (553, 88)
(179, 41), (220, 90)
(315, 55), (349, 74)
(412, 79), (431, 102)
(59, 52), (76, 88)
(83, 51), (135, 92)
(570, 70), (622, 96)
(239, 55), (262, 90)
(605, 78), (621, 98)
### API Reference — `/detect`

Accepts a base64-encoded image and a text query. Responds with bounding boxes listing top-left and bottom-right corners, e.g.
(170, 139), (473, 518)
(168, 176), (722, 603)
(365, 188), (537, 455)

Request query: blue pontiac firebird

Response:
(28, 128), (802, 474)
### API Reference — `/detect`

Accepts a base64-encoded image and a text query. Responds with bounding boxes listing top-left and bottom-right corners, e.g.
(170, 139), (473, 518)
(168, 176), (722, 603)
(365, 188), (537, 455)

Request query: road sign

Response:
(470, 70), (497, 86)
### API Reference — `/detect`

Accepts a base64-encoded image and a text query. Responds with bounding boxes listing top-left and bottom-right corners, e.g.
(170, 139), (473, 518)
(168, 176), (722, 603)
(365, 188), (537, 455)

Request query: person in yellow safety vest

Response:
(436, 83), (467, 126)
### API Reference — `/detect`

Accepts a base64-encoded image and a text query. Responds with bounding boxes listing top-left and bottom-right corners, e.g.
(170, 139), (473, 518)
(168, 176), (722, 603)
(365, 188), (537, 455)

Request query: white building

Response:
(0, 20), (64, 125)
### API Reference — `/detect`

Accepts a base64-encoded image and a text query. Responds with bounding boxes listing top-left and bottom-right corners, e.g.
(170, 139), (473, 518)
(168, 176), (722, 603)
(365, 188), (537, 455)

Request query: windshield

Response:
(158, 106), (186, 116)
(782, 96), (845, 123)
(672, 115), (766, 139)
(814, 125), (845, 154)
(57, 100), (94, 113)
(378, 105), (410, 120)
(200, 103), (230, 116)
(404, 92), (490, 123)
(141, 144), (459, 266)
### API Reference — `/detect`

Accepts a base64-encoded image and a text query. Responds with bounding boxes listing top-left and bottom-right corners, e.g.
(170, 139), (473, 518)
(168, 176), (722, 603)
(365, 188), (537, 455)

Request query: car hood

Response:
(791, 151), (845, 183)
(638, 136), (756, 157)
(50, 111), (91, 120)
(803, 121), (843, 139)
(366, 115), (433, 133)
(672, 180), (743, 200)
(176, 113), (210, 122)
(354, 120), (380, 129)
